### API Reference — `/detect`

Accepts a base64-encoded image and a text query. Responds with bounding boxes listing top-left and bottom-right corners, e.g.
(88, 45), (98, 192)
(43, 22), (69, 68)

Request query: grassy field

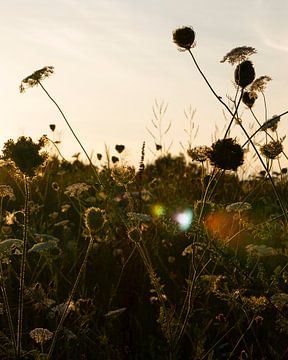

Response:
(1, 27), (288, 359)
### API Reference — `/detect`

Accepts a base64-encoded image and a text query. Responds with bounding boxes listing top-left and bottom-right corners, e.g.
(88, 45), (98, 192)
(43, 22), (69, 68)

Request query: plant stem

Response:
(47, 236), (94, 359)
(16, 176), (30, 357)
(37, 81), (103, 187)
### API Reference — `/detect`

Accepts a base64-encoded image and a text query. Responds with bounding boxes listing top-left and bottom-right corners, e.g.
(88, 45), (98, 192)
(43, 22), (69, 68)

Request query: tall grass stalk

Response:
(16, 176), (30, 357)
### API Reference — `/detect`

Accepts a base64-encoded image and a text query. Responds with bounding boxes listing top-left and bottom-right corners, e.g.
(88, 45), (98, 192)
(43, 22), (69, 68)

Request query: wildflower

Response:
(234, 60), (255, 88)
(2, 136), (48, 177)
(220, 46), (257, 65)
(207, 138), (244, 171)
(226, 202), (252, 212)
(111, 165), (135, 186)
(260, 140), (283, 160)
(20, 66), (54, 93)
(115, 145), (125, 153)
(51, 182), (60, 191)
(250, 75), (272, 92)
(64, 182), (90, 197)
(5, 211), (18, 225)
(49, 124), (56, 132)
(29, 328), (53, 344)
(271, 293), (288, 310)
(172, 26), (196, 50)
(245, 244), (274, 257)
(242, 91), (257, 108)
(0, 185), (15, 200)
(84, 207), (105, 235)
(187, 146), (210, 162)
(243, 295), (268, 312)
(261, 115), (280, 132)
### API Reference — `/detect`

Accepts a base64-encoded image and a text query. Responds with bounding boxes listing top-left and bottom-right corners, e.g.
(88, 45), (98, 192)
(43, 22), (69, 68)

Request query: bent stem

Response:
(16, 176), (30, 357)
(37, 80), (103, 187)
(47, 236), (94, 360)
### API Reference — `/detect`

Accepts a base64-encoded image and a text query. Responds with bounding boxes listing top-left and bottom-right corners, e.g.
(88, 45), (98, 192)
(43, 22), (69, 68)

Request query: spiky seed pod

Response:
(234, 60), (255, 88)
(242, 91), (257, 108)
(173, 26), (195, 50)
(84, 207), (105, 235)
(208, 138), (244, 171)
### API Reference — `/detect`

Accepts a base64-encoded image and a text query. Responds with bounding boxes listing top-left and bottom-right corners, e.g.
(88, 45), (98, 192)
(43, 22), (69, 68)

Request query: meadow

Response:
(1, 27), (288, 359)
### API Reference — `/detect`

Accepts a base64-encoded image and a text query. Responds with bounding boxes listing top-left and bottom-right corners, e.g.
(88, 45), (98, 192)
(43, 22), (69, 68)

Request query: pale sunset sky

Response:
(1, 0), (288, 167)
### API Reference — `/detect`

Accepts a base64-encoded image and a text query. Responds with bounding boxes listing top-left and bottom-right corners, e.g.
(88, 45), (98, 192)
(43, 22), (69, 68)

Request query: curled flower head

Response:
(173, 26), (196, 50)
(242, 91), (258, 108)
(187, 146), (211, 162)
(84, 207), (105, 235)
(2, 136), (48, 177)
(208, 138), (244, 171)
(234, 60), (255, 88)
(250, 75), (272, 92)
(29, 327), (53, 344)
(20, 66), (54, 93)
(261, 115), (280, 132)
(260, 140), (283, 160)
(221, 46), (257, 65)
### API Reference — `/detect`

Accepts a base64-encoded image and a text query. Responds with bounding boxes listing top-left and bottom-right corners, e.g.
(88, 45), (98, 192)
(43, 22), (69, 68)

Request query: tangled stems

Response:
(36, 80), (103, 188)
(47, 235), (94, 359)
(186, 48), (288, 223)
(16, 177), (30, 357)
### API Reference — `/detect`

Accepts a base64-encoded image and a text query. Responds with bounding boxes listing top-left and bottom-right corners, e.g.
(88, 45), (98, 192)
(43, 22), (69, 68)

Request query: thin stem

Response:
(47, 236), (94, 359)
(16, 177), (30, 357)
(37, 81), (103, 187)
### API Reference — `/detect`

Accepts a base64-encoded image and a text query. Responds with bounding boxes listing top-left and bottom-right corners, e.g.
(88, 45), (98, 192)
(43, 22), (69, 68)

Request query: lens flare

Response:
(151, 204), (166, 218)
(174, 209), (193, 231)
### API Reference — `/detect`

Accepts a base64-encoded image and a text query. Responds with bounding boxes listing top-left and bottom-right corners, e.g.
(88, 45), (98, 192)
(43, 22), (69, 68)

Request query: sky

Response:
(1, 0), (288, 169)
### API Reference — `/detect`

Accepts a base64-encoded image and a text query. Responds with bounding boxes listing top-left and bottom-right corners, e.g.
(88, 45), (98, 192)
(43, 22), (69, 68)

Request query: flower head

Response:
(84, 207), (105, 235)
(220, 46), (257, 65)
(64, 183), (91, 197)
(187, 146), (211, 162)
(260, 140), (283, 160)
(242, 91), (258, 108)
(250, 75), (272, 92)
(0, 185), (15, 200)
(2, 136), (48, 177)
(29, 327), (53, 344)
(111, 165), (135, 186)
(261, 115), (280, 132)
(234, 60), (256, 88)
(208, 138), (244, 171)
(20, 66), (54, 93)
(173, 26), (196, 50)
(115, 145), (125, 153)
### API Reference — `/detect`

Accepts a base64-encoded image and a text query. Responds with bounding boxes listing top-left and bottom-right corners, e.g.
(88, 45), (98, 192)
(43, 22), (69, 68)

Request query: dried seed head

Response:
(260, 140), (283, 160)
(84, 207), (105, 235)
(0, 185), (15, 200)
(115, 145), (125, 153)
(221, 46), (257, 65)
(261, 115), (280, 132)
(242, 91), (258, 108)
(49, 124), (56, 132)
(234, 60), (255, 88)
(111, 165), (135, 186)
(207, 138), (244, 171)
(1, 136), (48, 177)
(173, 26), (196, 50)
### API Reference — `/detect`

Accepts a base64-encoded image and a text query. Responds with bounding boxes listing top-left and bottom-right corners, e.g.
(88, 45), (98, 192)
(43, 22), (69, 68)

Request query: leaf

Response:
(28, 240), (58, 253)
